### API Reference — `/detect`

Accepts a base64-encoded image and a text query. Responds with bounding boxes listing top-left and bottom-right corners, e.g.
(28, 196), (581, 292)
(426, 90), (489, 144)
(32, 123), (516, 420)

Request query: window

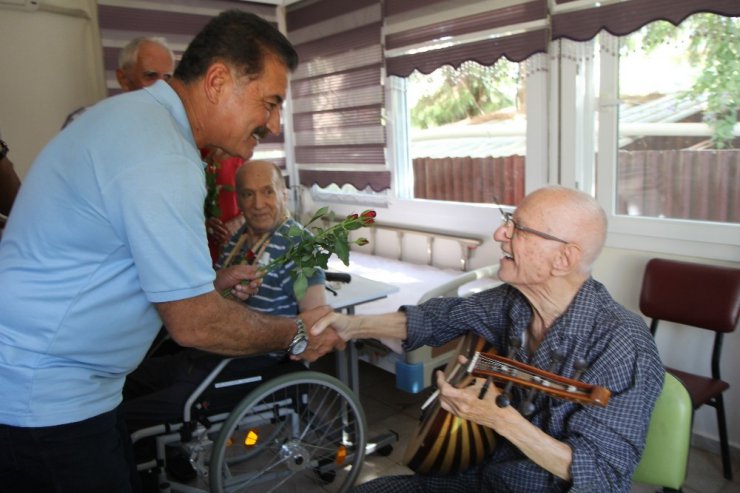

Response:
(615, 15), (739, 224)
(306, 0), (549, 209)
(401, 59), (528, 207)
(594, 14), (740, 260)
(311, 57), (543, 208)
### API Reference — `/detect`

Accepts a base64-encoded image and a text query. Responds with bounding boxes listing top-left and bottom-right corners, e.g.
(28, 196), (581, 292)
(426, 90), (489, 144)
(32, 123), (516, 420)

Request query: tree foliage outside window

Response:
(409, 61), (519, 129)
(638, 14), (740, 148)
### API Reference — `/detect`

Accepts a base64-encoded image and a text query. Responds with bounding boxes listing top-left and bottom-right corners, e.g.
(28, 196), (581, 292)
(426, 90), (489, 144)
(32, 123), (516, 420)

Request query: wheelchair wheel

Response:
(209, 371), (367, 493)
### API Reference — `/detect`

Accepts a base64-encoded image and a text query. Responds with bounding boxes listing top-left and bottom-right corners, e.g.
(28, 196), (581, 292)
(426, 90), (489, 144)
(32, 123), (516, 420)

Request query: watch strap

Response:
(287, 318), (307, 354)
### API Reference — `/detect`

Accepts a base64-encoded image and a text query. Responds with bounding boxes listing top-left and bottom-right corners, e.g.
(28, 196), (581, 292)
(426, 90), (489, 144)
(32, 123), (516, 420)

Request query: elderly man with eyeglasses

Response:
(313, 185), (664, 493)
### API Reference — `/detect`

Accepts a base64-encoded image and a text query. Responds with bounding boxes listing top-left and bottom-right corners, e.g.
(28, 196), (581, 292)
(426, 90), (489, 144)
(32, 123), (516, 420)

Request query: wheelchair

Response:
(129, 272), (399, 492)
(130, 355), (368, 493)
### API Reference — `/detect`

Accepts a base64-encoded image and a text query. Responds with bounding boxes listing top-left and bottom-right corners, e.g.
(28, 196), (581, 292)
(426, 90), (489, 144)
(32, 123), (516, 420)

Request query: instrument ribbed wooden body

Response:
(403, 333), (611, 475)
(403, 334), (494, 474)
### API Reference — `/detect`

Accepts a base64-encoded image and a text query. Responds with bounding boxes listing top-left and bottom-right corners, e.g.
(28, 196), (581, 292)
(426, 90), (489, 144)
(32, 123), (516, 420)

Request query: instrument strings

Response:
(475, 353), (586, 396)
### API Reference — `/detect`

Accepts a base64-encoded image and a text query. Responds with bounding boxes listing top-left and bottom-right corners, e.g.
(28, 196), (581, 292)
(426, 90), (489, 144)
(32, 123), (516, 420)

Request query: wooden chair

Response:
(632, 373), (692, 492)
(639, 258), (740, 480)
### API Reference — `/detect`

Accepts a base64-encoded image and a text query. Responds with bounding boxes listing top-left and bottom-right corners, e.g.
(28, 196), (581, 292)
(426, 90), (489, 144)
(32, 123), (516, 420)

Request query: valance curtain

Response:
(385, 0), (740, 79)
(551, 0), (740, 42)
(384, 0), (549, 78)
(286, 0), (389, 192)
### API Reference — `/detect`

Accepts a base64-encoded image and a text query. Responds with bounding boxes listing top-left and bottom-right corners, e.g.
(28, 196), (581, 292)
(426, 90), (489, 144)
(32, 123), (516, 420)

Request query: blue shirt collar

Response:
(144, 80), (197, 151)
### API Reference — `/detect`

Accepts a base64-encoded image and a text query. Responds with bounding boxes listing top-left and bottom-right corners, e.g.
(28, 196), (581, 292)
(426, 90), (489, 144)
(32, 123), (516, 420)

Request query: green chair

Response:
(632, 373), (692, 492)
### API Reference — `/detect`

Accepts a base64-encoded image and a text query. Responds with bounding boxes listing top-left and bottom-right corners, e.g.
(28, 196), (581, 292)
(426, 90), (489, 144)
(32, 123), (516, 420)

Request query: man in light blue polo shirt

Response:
(0, 10), (341, 493)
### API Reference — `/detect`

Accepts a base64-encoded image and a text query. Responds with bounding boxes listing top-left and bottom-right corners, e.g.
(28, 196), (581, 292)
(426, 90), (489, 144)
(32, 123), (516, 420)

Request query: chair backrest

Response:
(639, 258), (740, 333)
(632, 373), (692, 490)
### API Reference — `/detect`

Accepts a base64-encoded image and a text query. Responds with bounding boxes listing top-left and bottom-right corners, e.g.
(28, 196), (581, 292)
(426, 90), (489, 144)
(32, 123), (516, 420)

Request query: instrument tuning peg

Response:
(478, 377), (493, 399)
(506, 334), (522, 357)
(550, 347), (566, 366)
(495, 394), (511, 408)
(519, 400), (536, 417)
(573, 357), (588, 381)
(519, 387), (538, 416)
(508, 334), (522, 348)
(496, 378), (516, 408)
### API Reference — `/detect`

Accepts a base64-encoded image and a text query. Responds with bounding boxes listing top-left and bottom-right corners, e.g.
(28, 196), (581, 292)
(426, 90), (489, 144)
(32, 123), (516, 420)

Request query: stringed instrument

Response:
(403, 332), (611, 475)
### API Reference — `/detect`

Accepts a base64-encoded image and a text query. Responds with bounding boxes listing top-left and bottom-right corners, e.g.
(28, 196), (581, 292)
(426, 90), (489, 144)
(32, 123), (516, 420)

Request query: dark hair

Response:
(175, 10), (298, 83)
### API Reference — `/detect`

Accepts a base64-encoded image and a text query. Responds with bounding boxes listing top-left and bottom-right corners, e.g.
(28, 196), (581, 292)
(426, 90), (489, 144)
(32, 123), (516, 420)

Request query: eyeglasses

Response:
(494, 198), (569, 244)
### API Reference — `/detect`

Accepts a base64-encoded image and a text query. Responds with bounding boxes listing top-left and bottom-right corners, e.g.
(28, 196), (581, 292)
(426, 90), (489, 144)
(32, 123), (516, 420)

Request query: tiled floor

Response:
(313, 354), (740, 493)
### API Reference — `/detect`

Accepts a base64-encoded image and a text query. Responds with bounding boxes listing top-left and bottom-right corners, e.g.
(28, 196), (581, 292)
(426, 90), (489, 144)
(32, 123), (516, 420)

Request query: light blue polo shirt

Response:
(0, 81), (215, 427)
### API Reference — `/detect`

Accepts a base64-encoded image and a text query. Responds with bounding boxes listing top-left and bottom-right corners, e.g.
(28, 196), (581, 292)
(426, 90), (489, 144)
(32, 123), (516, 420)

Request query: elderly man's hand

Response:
(293, 305), (346, 362)
(309, 311), (352, 341)
(214, 264), (262, 300)
(435, 356), (518, 432)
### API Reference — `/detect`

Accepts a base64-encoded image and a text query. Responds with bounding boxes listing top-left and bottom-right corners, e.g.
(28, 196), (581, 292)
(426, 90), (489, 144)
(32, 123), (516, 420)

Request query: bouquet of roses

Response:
(223, 207), (376, 300)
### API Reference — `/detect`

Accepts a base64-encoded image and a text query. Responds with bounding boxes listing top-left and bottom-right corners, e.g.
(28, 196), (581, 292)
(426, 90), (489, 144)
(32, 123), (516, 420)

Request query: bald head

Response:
(236, 160), (288, 234)
(235, 160), (285, 192)
(520, 186), (607, 273)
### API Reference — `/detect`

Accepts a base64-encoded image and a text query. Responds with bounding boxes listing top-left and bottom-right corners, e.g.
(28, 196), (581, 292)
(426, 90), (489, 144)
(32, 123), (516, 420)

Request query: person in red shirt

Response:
(203, 147), (246, 264)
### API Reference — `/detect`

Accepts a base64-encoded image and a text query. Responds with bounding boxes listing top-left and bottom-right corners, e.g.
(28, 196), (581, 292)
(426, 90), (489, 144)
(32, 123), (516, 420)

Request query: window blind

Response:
(286, 0), (389, 192)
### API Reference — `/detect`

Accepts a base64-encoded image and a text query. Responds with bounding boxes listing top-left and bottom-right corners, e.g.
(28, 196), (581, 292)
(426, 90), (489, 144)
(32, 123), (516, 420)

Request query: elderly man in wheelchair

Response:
(123, 161), (367, 492)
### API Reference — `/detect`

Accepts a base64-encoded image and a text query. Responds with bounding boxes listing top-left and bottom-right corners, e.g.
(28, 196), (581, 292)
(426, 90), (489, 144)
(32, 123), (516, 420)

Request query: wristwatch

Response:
(287, 318), (308, 356)
(0, 139), (8, 161)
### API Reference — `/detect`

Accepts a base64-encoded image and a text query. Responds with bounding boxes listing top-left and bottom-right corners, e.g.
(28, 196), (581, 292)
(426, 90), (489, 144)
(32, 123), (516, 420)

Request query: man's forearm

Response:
(322, 311), (408, 342)
(157, 291), (296, 356)
(356, 312), (408, 340)
(498, 415), (573, 481)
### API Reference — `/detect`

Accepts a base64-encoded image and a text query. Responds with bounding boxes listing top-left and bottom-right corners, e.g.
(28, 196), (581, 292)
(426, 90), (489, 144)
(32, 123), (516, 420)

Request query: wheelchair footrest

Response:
(365, 430), (399, 457)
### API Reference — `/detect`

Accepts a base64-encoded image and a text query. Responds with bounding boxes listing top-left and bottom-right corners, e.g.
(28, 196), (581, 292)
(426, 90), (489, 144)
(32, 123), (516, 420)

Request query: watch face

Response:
(290, 338), (308, 355)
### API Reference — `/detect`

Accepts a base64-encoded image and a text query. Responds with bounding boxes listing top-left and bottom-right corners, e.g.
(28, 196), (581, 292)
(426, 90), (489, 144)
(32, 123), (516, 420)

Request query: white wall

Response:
(0, 0), (105, 178)
(594, 248), (740, 452)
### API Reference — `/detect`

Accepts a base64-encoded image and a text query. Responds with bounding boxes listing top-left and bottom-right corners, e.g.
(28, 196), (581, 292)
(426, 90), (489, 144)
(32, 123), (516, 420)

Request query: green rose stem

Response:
(221, 207), (376, 300)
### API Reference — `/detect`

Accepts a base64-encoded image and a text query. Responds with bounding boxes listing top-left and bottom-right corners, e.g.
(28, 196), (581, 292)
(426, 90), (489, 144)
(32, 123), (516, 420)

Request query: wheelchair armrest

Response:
(325, 271), (351, 284)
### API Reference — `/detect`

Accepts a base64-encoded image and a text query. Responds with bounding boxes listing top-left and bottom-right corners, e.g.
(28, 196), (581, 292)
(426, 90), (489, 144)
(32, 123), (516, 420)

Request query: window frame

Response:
(593, 31), (740, 263)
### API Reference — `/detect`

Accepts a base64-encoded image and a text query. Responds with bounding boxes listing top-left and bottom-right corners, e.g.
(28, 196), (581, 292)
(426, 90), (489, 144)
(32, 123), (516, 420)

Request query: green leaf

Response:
(306, 206), (330, 226)
(316, 252), (330, 269)
(293, 273), (308, 300)
(334, 237), (350, 265)
(230, 208), (377, 301)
